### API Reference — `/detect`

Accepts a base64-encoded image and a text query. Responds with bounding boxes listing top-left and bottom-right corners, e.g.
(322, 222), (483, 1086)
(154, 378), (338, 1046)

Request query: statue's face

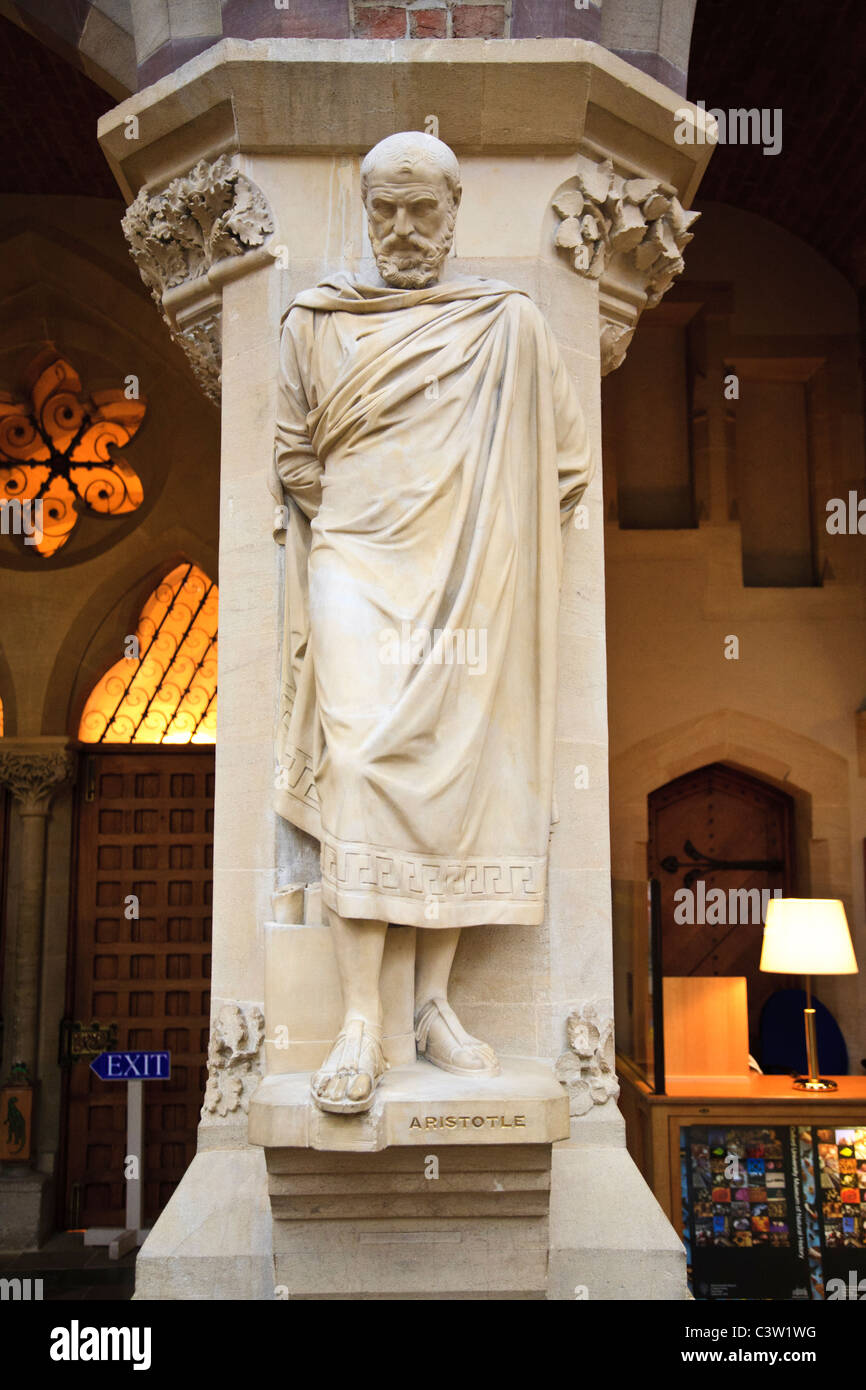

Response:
(364, 160), (456, 288)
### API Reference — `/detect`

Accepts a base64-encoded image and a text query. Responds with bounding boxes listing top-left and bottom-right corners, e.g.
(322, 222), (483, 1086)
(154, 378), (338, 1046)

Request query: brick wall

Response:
(350, 3), (510, 41)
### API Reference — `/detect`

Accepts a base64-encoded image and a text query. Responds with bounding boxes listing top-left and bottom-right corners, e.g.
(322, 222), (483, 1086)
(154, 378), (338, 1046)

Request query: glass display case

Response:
(612, 876), (665, 1093)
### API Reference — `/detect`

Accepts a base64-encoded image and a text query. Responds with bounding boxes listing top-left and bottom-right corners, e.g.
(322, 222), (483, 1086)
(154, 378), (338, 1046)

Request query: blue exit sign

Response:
(89, 1051), (171, 1080)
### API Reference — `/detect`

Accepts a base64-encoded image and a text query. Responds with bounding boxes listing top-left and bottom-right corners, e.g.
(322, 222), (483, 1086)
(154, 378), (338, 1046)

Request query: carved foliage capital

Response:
(553, 156), (699, 374)
(121, 156), (275, 405)
(122, 154), (274, 302)
(0, 750), (76, 812)
(201, 1001), (265, 1119)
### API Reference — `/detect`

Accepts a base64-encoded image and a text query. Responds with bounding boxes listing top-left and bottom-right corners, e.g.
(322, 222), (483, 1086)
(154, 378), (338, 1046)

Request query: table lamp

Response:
(760, 898), (859, 1091)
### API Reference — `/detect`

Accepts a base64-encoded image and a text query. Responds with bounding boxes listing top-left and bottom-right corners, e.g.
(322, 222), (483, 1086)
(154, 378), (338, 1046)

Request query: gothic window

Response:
(0, 352), (145, 557)
(79, 563), (217, 744)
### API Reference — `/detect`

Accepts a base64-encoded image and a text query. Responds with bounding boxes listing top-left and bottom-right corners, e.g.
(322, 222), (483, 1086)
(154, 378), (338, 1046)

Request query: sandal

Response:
(414, 996), (500, 1077)
(311, 1017), (387, 1114)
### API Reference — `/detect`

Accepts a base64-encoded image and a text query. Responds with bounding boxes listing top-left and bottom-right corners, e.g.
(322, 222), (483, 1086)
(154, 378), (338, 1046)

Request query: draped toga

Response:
(272, 270), (592, 928)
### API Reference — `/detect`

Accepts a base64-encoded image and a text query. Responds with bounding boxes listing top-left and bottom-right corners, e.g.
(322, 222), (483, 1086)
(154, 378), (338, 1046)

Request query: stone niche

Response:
(96, 38), (713, 1300)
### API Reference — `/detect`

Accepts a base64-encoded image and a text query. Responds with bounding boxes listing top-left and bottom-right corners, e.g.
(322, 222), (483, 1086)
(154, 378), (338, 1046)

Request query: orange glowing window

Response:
(79, 563), (217, 744)
(0, 352), (145, 558)
(0, 696), (4, 737)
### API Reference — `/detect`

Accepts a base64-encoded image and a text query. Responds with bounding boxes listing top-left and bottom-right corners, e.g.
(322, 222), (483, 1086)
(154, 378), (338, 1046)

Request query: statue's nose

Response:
(393, 206), (413, 236)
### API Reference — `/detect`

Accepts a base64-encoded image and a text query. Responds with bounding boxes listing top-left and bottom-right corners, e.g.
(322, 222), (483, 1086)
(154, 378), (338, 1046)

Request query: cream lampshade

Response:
(759, 898), (859, 1091)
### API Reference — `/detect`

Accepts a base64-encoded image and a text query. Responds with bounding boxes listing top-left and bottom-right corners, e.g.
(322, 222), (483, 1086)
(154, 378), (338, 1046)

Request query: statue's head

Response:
(361, 131), (461, 288)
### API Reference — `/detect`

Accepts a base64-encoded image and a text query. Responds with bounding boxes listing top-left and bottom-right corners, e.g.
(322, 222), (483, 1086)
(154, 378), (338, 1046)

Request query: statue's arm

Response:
(274, 308), (323, 521)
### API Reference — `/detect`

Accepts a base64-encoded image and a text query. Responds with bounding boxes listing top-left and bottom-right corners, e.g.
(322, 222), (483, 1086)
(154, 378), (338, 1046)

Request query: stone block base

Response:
(268, 1144), (552, 1298)
(130, 1097), (690, 1299)
(547, 1140), (691, 1300)
(133, 1148), (274, 1300)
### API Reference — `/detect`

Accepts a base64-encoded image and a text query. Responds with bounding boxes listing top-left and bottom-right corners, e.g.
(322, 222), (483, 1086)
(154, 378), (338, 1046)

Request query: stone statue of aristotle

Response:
(273, 132), (592, 1114)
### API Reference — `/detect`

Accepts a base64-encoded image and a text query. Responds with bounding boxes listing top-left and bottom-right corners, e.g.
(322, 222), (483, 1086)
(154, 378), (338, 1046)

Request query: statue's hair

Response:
(360, 131), (461, 204)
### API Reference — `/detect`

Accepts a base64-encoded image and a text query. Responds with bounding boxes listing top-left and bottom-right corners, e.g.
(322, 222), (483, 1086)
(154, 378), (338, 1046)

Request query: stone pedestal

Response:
(253, 1061), (568, 1298)
(100, 39), (712, 1300)
(268, 1146), (555, 1300)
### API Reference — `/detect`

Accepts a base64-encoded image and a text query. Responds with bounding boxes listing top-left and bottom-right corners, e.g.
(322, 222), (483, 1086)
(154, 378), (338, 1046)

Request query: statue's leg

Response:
(414, 928), (500, 1076)
(311, 906), (388, 1113)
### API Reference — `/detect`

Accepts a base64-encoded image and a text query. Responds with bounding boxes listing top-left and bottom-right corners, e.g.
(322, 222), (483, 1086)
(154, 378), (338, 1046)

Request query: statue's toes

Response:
(451, 1046), (484, 1070)
(328, 1071), (349, 1102)
(451, 1041), (498, 1072)
(347, 1072), (372, 1102)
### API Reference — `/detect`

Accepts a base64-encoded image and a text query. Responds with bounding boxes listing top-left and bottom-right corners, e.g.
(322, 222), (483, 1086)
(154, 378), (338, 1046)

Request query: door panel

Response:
(65, 750), (213, 1228)
(648, 763), (795, 1052)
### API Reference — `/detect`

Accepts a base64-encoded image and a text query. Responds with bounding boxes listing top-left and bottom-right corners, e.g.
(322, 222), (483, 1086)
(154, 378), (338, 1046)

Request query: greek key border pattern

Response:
(321, 832), (546, 903)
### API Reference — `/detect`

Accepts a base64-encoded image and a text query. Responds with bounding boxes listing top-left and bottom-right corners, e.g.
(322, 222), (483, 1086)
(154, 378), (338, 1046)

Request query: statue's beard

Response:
(369, 224), (454, 288)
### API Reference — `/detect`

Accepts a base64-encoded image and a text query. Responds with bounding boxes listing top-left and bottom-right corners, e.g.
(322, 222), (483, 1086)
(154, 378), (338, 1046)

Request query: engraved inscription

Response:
(409, 1114), (527, 1131)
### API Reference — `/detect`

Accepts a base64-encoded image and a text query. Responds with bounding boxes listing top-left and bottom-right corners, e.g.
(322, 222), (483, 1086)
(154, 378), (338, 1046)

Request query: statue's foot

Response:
(311, 1016), (387, 1114)
(414, 996), (500, 1077)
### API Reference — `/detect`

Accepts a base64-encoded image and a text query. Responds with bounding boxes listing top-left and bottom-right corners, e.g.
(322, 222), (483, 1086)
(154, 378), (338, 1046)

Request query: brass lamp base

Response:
(792, 996), (838, 1092)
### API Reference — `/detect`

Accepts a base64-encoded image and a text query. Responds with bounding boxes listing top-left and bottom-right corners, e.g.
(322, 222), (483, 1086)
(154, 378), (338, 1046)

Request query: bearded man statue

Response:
(273, 132), (593, 1114)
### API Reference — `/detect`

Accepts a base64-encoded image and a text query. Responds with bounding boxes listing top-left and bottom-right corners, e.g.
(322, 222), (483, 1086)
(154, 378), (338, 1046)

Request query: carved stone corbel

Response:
(554, 1001), (620, 1116)
(121, 155), (275, 404)
(552, 155), (699, 375)
(201, 1000), (266, 1118)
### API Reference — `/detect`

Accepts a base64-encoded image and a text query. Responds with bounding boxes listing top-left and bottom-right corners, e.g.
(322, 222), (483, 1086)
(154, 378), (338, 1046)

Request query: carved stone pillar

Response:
(0, 743), (75, 1087)
(98, 39), (711, 1301)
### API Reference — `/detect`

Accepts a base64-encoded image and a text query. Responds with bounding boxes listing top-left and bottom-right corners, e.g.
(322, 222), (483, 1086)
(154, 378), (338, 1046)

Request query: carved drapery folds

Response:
(121, 156), (274, 404)
(553, 155), (699, 375)
(202, 1001), (266, 1118)
(0, 749), (76, 813)
(554, 1002), (620, 1116)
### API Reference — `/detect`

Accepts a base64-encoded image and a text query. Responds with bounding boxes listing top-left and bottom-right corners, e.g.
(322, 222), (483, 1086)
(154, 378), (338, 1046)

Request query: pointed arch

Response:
(78, 562), (218, 744)
(611, 709), (852, 903)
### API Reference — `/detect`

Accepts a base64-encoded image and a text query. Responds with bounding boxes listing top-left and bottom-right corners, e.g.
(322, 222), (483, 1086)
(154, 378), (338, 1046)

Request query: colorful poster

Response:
(812, 1126), (866, 1299)
(683, 1122), (866, 1299)
(683, 1124), (809, 1299)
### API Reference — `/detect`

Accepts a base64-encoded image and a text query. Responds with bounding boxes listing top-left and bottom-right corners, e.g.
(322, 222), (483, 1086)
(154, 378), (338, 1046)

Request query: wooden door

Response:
(648, 763), (795, 1052)
(64, 750), (214, 1229)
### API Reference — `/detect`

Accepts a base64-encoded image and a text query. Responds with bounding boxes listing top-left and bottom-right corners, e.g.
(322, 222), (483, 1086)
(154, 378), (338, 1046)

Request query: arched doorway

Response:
(62, 563), (217, 1230)
(648, 762), (796, 1054)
